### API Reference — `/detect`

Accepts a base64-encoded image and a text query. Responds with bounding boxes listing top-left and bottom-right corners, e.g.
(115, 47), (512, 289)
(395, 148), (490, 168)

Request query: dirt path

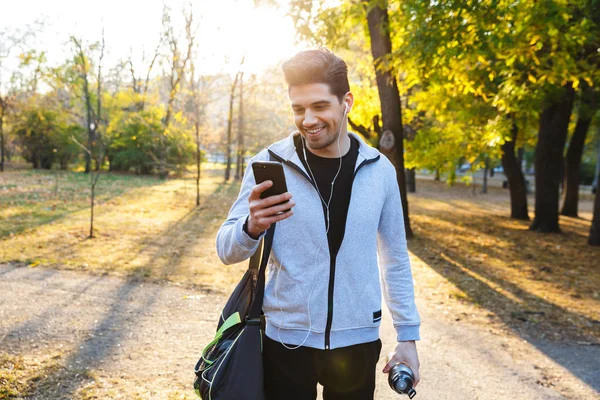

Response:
(0, 262), (598, 400)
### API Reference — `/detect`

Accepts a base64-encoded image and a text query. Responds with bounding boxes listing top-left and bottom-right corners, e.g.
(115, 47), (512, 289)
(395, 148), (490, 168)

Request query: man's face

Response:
(289, 83), (351, 156)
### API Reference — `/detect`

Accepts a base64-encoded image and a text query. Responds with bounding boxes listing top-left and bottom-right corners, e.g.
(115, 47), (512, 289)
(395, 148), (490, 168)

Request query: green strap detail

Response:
(217, 312), (241, 336)
(200, 312), (241, 365)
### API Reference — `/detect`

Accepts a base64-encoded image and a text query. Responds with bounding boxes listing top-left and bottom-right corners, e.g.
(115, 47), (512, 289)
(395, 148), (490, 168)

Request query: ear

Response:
(343, 92), (354, 114)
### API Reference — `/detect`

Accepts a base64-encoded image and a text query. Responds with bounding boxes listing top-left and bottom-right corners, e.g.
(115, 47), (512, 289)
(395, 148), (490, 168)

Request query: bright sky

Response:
(0, 0), (306, 77)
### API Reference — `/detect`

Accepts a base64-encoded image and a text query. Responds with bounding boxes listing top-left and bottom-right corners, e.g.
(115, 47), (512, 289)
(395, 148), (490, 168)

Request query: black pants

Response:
(263, 335), (382, 400)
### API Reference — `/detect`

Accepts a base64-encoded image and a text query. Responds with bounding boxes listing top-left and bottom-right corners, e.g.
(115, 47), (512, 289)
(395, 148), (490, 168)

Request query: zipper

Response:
(268, 148), (380, 350)
(323, 155), (380, 350)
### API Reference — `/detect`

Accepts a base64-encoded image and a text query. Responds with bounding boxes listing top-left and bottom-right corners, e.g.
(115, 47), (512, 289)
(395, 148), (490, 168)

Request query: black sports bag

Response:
(194, 224), (275, 400)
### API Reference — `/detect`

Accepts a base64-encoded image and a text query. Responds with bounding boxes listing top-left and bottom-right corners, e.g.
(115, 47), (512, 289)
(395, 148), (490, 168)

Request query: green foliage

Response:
(13, 96), (84, 170)
(104, 92), (196, 175)
(286, 0), (600, 178)
(108, 111), (160, 174)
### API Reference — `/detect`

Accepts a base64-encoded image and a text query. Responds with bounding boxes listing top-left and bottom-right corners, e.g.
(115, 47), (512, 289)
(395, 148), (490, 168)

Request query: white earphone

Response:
(274, 101), (349, 350)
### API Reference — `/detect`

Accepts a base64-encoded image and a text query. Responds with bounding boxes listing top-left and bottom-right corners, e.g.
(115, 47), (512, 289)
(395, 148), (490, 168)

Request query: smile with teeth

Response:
(303, 126), (326, 135)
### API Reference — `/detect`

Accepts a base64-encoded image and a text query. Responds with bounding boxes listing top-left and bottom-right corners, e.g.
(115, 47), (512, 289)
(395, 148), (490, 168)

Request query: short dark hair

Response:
(281, 48), (350, 103)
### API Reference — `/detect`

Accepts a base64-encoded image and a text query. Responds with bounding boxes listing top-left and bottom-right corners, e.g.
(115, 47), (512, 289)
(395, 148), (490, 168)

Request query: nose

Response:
(303, 109), (317, 126)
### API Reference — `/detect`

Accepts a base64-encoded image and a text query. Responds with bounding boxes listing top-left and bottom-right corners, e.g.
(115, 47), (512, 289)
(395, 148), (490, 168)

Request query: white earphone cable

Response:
(273, 104), (348, 350)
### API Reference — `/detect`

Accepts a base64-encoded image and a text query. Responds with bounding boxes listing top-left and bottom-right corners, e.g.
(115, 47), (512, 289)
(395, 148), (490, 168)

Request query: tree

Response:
(364, 0), (412, 238)
(127, 43), (161, 111)
(71, 30), (106, 237)
(189, 68), (203, 206)
(389, 0), (599, 231)
(500, 118), (529, 219)
(71, 134), (105, 238)
(158, 5), (195, 179)
(530, 85), (576, 232)
(225, 57), (244, 182)
(590, 184), (600, 245)
(235, 70), (245, 181)
(188, 47), (216, 205)
(561, 88), (597, 217)
(71, 36), (98, 173)
(0, 24), (39, 171)
(13, 91), (84, 170)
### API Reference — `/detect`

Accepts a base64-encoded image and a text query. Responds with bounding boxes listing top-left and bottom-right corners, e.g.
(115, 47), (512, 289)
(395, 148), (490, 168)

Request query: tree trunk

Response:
(365, 0), (413, 238)
(501, 120), (529, 220)
(196, 119), (201, 206)
(517, 147), (524, 171)
(71, 38), (94, 174)
(530, 84), (576, 232)
(90, 168), (95, 238)
(590, 184), (600, 245)
(561, 87), (595, 217)
(593, 128), (600, 193)
(225, 74), (239, 182)
(94, 33), (104, 174)
(235, 73), (245, 181)
(83, 73), (93, 174)
(160, 10), (194, 180)
(189, 59), (202, 207)
(406, 168), (416, 193)
(0, 107), (4, 172)
(482, 156), (489, 194)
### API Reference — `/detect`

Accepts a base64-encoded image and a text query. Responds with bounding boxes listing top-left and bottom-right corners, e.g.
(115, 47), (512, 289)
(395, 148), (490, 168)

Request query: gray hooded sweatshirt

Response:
(216, 132), (420, 350)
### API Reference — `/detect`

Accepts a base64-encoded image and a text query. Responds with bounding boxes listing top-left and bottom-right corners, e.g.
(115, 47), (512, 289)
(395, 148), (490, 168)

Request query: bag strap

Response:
(248, 150), (277, 272)
(248, 151), (278, 319)
(248, 223), (275, 320)
(248, 239), (263, 271)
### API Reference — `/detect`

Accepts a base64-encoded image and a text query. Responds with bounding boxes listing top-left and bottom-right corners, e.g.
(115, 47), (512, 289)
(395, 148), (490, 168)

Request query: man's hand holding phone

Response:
(246, 180), (295, 239)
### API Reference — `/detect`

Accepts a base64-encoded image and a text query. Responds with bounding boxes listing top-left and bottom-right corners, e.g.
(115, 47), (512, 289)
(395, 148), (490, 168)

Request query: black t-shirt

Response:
(295, 135), (359, 257)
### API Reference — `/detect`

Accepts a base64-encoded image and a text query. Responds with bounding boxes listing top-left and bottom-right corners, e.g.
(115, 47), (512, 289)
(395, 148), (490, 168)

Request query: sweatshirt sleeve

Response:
(215, 152), (267, 265)
(377, 161), (421, 342)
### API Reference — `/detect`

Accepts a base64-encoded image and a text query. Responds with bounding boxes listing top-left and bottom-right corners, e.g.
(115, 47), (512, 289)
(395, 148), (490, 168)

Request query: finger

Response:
(262, 209), (294, 225)
(413, 369), (420, 387)
(382, 362), (394, 374)
(382, 353), (395, 373)
(249, 181), (273, 199)
(254, 201), (295, 218)
(260, 192), (292, 208)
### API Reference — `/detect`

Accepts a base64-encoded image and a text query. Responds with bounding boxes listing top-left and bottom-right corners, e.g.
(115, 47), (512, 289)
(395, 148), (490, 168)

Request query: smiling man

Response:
(216, 48), (421, 400)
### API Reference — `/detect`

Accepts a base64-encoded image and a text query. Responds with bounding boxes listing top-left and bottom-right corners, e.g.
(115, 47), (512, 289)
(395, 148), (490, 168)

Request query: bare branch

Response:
(128, 48), (139, 93)
(143, 43), (161, 99)
(70, 135), (91, 156)
(348, 116), (372, 139)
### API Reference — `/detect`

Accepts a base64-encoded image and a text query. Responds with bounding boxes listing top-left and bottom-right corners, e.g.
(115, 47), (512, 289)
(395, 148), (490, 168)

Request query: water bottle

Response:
(388, 363), (417, 398)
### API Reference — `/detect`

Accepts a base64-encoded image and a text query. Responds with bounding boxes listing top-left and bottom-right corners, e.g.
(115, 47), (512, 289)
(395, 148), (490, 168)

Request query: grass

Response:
(0, 163), (249, 291)
(1, 163), (599, 345)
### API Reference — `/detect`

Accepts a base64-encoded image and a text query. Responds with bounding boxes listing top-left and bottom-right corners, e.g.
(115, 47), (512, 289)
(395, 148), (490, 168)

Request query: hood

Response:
(267, 131), (381, 164)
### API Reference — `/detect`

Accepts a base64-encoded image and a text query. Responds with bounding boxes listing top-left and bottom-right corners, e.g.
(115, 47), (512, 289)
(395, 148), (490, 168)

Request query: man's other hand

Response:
(247, 180), (295, 239)
(382, 340), (420, 387)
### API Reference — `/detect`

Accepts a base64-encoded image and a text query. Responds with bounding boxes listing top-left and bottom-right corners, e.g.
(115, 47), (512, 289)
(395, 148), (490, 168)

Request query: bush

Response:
(14, 102), (84, 170)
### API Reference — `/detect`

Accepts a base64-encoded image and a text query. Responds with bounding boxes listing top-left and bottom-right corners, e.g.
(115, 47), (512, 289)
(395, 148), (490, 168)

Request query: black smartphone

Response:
(251, 161), (290, 211)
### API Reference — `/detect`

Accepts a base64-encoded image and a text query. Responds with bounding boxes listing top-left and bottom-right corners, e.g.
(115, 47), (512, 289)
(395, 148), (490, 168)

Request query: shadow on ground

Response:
(408, 234), (600, 392)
